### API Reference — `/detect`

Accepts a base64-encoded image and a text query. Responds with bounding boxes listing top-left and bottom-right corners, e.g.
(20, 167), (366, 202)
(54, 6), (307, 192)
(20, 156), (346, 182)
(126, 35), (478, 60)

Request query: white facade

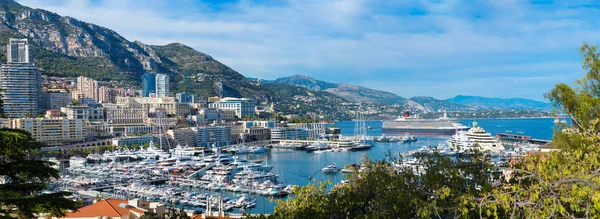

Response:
(0, 64), (43, 117)
(61, 105), (104, 120)
(10, 118), (87, 146)
(156, 74), (169, 97)
(7, 38), (29, 64)
(191, 126), (231, 147)
(116, 97), (190, 117)
(208, 97), (255, 119)
(76, 76), (98, 101)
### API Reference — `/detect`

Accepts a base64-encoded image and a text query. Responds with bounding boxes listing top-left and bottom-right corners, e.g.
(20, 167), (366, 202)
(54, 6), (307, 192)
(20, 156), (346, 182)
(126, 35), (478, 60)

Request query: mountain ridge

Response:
(445, 95), (552, 111)
(0, 0), (353, 119)
(269, 74), (407, 105)
(263, 74), (552, 112)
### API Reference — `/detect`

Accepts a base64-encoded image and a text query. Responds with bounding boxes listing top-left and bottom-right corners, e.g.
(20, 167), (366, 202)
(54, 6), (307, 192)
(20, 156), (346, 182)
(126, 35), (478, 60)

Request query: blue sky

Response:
(17, 0), (600, 101)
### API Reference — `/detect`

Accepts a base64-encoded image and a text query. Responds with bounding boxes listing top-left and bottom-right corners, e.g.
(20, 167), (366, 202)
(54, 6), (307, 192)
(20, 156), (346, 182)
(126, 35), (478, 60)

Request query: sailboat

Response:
(306, 115), (330, 152)
(351, 105), (373, 151)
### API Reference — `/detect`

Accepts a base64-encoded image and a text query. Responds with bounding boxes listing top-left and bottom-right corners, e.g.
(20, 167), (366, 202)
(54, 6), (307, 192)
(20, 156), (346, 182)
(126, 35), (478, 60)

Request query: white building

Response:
(10, 118), (87, 146)
(0, 39), (43, 119)
(104, 105), (148, 125)
(7, 38), (29, 64)
(192, 126), (231, 147)
(61, 104), (104, 120)
(166, 129), (197, 147)
(76, 76), (98, 101)
(208, 97), (255, 119)
(116, 97), (190, 117)
(156, 73), (169, 97)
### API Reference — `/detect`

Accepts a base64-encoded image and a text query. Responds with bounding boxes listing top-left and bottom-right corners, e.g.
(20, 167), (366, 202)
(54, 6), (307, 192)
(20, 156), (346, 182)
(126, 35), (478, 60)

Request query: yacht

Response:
(322, 163), (340, 173)
(448, 122), (504, 152)
(306, 141), (329, 152)
(351, 108), (373, 151)
(203, 153), (235, 165)
(170, 144), (201, 157)
(47, 157), (60, 170)
(69, 156), (87, 167)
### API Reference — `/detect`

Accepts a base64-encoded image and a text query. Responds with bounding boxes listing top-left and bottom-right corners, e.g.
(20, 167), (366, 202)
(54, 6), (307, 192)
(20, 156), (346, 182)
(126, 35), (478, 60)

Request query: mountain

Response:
(408, 96), (481, 113)
(0, 0), (351, 119)
(271, 74), (407, 105)
(445, 95), (552, 111)
(273, 74), (337, 91)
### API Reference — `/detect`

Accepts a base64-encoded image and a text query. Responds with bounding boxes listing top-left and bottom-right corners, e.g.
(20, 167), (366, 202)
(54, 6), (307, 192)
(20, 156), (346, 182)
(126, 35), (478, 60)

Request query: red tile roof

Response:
(64, 199), (146, 218)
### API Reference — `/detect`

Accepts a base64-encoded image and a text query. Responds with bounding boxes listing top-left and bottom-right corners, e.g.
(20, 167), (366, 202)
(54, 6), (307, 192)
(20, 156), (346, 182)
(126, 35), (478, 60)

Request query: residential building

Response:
(43, 91), (72, 110)
(142, 72), (156, 97)
(0, 64), (43, 118)
(61, 104), (104, 120)
(61, 199), (165, 219)
(208, 97), (255, 118)
(77, 76), (98, 101)
(98, 86), (117, 103)
(7, 38), (29, 64)
(166, 129), (197, 147)
(156, 73), (169, 97)
(192, 126), (231, 147)
(112, 135), (153, 147)
(70, 89), (83, 100)
(10, 118), (87, 146)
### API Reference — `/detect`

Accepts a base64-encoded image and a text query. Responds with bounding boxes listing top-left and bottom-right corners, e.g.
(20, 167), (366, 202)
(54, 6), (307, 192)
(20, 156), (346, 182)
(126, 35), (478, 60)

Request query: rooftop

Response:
(63, 199), (146, 218)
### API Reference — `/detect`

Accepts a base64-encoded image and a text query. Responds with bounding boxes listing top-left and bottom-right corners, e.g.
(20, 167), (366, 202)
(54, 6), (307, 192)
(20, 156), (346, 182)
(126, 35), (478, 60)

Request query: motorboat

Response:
(322, 163), (340, 173)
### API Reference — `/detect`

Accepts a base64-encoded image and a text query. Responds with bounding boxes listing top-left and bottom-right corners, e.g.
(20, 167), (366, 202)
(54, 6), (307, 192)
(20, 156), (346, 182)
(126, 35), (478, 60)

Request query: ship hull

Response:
(382, 127), (469, 135)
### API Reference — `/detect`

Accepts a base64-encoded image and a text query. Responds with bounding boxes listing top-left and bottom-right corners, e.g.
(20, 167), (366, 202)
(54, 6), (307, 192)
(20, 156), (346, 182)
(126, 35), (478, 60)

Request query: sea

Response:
(228, 118), (558, 214)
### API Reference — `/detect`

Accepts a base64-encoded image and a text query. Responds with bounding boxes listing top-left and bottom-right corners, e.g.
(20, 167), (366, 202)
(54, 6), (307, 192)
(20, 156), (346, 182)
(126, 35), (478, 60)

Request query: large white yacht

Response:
(448, 121), (504, 152)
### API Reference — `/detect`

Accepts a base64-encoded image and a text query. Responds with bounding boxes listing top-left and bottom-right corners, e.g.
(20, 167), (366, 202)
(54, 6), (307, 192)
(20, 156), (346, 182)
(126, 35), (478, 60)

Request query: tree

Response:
(0, 128), (77, 218)
(478, 43), (600, 218)
(252, 152), (496, 219)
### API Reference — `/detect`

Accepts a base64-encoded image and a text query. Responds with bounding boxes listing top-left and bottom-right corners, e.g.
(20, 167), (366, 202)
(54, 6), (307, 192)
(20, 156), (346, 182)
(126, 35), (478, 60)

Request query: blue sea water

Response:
(231, 118), (557, 214)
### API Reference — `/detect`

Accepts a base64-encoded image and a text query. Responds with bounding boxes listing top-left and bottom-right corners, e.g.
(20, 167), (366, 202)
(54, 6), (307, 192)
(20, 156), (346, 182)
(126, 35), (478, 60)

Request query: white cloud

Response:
(16, 0), (600, 100)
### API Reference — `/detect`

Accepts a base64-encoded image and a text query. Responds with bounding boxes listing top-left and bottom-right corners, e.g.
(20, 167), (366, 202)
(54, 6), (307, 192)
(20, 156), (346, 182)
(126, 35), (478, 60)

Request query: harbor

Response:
(48, 118), (556, 215)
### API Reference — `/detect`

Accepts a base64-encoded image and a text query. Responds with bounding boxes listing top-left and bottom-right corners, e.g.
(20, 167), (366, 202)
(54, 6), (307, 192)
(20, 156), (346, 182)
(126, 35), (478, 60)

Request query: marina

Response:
(48, 118), (556, 215)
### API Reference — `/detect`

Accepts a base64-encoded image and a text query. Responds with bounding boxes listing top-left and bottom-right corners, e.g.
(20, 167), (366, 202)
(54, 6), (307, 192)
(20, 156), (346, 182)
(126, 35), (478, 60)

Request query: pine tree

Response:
(0, 128), (77, 218)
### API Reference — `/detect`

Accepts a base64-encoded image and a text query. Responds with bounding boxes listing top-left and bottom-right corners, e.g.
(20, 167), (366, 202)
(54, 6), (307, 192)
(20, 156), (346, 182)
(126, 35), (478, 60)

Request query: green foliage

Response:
(0, 128), (77, 218)
(478, 43), (600, 218)
(251, 153), (496, 219)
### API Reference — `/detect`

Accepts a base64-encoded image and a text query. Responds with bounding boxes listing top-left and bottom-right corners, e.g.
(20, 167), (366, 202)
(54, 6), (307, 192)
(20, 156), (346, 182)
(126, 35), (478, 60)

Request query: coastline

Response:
(458, 117), (557, 120)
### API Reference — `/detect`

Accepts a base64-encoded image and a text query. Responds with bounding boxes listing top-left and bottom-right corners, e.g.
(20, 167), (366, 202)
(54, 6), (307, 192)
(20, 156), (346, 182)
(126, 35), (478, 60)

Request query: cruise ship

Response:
(382, 113), (469, 135)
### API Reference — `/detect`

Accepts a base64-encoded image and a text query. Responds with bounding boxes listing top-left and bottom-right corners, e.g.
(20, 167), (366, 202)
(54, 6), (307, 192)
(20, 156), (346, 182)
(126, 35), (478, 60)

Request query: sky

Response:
(16, 0), (600, 101)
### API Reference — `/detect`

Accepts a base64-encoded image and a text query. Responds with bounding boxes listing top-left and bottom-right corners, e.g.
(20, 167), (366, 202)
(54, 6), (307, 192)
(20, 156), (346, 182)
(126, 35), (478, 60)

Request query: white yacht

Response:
(322, 163), (340, 173)
(448, 122), (504, 152)
(69, 156), (87, 167)
(306, 141), (329, 152)
(170, 144), (201, 157)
